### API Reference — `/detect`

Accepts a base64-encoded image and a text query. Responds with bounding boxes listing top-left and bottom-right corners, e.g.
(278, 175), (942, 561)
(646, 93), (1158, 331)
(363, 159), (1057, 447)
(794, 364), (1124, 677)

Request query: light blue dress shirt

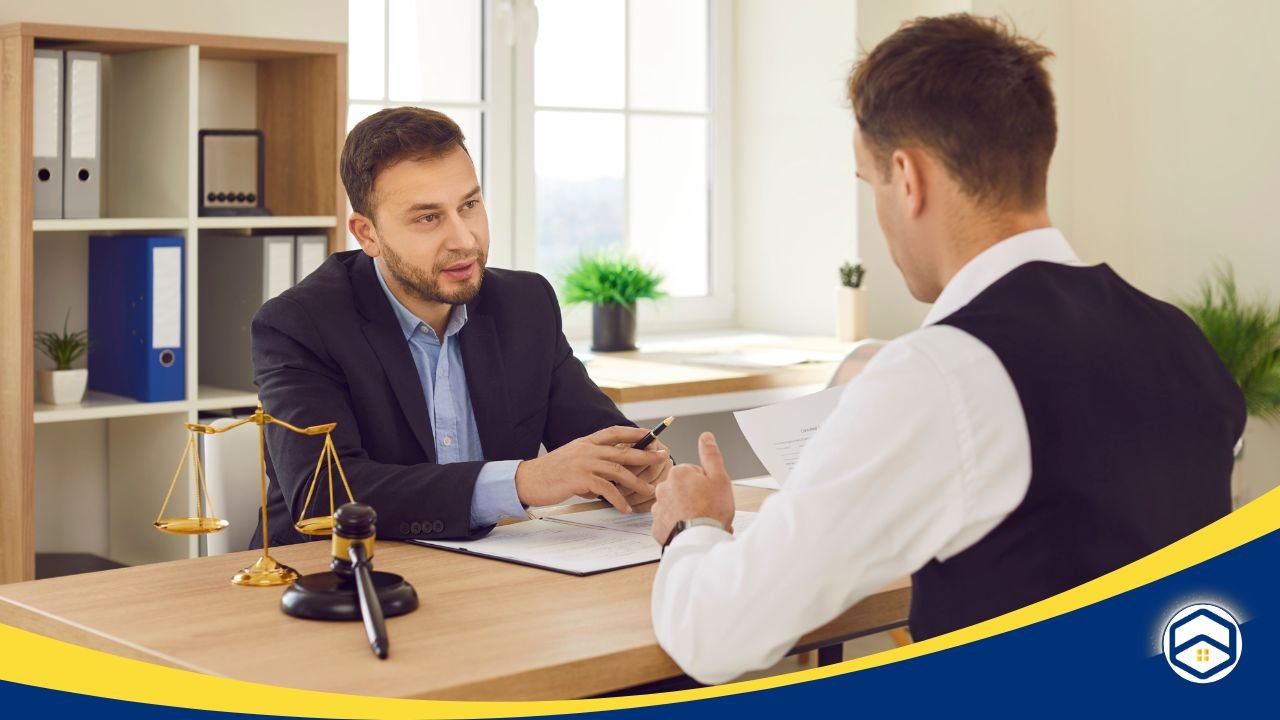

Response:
(375, 261), (525, 528)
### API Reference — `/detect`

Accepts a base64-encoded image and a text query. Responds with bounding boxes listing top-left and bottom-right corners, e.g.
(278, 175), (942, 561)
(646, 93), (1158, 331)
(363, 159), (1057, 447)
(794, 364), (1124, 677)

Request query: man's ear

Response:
(892, 148), (926, 219)
(349, 211), (380, 257)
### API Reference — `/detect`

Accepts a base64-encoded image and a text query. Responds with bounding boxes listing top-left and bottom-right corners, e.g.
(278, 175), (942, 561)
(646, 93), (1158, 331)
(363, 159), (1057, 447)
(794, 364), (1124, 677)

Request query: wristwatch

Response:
(662, 517), (726, 549)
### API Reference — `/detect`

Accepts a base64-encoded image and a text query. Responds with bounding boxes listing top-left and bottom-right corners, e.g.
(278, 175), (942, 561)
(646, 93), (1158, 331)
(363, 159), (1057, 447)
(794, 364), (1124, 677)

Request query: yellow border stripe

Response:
(2, 485), (1276, 718)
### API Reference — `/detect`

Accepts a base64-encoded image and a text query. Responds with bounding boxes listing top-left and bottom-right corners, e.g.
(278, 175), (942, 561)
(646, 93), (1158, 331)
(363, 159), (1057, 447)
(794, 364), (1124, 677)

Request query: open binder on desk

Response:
(410, 508), (756, 576)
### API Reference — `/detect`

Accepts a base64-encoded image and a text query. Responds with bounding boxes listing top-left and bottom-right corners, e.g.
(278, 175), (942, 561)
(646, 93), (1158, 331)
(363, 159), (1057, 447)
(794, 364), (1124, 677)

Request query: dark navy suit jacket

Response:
(247, 251), (629, 549)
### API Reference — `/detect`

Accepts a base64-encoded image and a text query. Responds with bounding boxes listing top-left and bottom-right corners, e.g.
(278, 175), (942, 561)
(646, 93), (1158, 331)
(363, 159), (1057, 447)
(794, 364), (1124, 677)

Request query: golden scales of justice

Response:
(153, 403), (355, 587)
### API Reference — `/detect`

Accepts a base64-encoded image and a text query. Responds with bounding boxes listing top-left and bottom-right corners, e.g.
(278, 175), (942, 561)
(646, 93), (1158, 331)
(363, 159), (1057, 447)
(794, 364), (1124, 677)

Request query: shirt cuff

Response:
(469, 460), (525, 528)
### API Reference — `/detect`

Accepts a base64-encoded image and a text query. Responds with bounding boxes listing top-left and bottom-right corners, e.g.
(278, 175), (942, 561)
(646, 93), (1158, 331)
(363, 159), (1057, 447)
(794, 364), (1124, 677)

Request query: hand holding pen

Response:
(615, 417), (676, 512)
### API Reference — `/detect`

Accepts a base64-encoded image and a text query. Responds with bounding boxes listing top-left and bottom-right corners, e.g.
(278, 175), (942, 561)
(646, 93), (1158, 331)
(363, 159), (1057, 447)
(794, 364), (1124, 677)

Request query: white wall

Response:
(737, 0), (1280, 502)
(0, 0), (346, 43)
(1065, 0), (1280, 503)
(750, 0), (1069, 338)
(731, 0), (860, 335)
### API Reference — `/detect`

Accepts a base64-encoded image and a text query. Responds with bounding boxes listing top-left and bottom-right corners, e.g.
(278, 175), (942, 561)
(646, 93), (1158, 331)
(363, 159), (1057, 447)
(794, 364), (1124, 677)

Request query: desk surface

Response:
(0, 486), (909, 700)
(582, 333), (853, 405)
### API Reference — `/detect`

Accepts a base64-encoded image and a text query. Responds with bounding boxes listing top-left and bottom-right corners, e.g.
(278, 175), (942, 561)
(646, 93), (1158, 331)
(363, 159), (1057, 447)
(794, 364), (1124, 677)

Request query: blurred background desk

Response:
(581, 332), (854, 477)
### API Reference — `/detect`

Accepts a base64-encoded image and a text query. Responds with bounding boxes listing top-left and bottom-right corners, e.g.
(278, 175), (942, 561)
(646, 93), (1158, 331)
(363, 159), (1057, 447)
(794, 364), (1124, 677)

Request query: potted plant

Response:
(836, 260), (868, 341)
(35, 309), (91, 405)
(1178, 264), (1280, 509)
(561, 252), (666, 352)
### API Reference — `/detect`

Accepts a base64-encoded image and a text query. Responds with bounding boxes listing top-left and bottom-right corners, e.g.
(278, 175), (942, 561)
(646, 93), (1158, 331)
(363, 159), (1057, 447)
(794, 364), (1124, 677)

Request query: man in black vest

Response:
(249, 108), (670, 549)
(647, 14), (1245, 683)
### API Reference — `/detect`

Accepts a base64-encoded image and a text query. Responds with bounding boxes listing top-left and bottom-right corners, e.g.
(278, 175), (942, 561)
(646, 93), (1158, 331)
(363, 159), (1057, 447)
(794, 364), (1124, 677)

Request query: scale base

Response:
(232, 554), (299, 587)
(280, 571), (419, 620)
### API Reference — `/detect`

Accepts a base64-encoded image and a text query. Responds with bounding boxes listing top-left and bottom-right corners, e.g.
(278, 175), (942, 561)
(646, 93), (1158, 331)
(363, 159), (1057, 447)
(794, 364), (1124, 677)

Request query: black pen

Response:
(634, 416), (675, 450)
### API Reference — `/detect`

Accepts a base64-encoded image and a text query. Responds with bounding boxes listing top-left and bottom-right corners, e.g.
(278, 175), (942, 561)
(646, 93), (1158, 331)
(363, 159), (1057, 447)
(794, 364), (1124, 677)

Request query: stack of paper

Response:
(412, 509), (756, 576)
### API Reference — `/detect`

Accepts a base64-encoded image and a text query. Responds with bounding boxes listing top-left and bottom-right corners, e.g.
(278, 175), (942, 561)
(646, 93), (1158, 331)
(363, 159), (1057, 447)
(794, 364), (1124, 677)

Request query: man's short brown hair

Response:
(848, 14), (1056, 210)
(341, 106), (470, 218)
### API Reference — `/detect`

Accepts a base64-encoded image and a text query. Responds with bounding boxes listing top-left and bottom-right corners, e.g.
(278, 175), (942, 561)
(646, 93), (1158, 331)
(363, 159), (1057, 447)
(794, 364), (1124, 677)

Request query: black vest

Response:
(909, 261), (1245, 640)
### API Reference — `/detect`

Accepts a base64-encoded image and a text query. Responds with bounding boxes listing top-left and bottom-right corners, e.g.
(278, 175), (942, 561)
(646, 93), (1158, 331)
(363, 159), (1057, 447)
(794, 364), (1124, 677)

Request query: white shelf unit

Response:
(196, 215), (338, 230)
(33, 218), (189, 232)
(1, 23), (347, 582)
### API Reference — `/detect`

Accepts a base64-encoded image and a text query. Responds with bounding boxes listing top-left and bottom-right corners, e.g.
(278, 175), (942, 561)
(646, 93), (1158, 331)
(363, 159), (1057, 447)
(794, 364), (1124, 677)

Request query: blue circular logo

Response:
(1162, 603), (1242, 683)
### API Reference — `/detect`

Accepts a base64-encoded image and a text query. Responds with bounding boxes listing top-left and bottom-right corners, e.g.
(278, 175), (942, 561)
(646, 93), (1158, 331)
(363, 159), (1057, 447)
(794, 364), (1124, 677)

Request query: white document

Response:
(548, 508), (757, 536)
(414, 510), (757, 575)
(413, 520), (661, 575)
(695, 349), (846, 369)
(734, 475), (781, 491)
(734, 386), (845, 484)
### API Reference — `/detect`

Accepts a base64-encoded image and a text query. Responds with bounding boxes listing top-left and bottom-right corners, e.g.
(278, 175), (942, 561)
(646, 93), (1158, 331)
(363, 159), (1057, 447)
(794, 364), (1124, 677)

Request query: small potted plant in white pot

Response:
(35, 309), (90, 405)
(561, 252), (666, 352)
(836, 260), (868, 341)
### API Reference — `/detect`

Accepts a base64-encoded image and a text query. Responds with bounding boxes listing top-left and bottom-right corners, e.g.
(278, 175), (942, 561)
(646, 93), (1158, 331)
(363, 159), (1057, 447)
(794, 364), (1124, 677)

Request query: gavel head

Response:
(330, 503), (377, 577)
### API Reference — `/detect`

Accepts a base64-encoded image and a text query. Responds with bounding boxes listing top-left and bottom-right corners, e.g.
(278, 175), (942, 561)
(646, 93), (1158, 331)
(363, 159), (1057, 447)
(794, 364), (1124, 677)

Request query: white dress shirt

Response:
(651, 228), (1082, 684)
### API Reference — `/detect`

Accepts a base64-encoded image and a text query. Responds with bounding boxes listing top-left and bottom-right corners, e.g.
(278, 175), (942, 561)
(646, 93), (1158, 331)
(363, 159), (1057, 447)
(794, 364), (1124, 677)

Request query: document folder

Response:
(199, 234), (296, 392)
(294, 234), (329, 283)
(63, 51), (102, 219)
(88, 235), (186, 402)
(32, 49), (63, 219)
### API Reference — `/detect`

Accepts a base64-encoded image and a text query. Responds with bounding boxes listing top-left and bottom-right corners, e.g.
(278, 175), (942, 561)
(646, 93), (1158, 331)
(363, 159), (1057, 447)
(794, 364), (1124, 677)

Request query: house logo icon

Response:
(1162, 603), (1242, 683)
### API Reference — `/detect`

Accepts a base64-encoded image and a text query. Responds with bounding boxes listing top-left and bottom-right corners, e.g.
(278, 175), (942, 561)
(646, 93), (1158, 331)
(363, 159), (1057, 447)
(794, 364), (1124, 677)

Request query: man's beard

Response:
(381, 242), (486, 306)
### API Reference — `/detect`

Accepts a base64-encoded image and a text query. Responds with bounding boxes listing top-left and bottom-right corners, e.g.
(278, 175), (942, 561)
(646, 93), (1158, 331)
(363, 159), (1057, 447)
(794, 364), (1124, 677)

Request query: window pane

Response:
(429, 106), (484, 181)
(349, 0), (386, 100)
(629, 0), (708, 112)
(535, 111), (624, 282)
(347, 103), (383, 131)
(388, 0), (482, 103)
(534, 0), (624, 109)
(629, 115), (708, 297)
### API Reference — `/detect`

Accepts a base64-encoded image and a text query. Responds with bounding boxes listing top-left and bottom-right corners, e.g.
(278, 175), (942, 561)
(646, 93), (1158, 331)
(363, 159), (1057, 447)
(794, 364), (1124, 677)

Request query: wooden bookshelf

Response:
(0, 23), (347, 584)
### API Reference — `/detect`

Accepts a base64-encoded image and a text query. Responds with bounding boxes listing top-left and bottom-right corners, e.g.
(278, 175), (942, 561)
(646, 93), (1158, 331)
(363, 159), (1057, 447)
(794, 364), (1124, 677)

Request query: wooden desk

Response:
(582, 333), (853, 418)
(0, 487), (909, 700)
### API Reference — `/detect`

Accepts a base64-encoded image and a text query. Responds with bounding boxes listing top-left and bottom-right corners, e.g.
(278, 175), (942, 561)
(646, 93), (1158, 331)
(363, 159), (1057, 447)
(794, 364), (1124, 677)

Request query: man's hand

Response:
(515, 426), (668, 513)
(651, 432), (736, 545)
(618, 436), (673, 513)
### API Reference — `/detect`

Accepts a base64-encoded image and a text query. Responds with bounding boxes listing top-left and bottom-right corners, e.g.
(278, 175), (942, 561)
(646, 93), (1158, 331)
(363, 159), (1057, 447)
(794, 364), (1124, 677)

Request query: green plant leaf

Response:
(1177, 263), (1280, 422)
(34, 307), (90, 372)
(559, 251), (667, 307)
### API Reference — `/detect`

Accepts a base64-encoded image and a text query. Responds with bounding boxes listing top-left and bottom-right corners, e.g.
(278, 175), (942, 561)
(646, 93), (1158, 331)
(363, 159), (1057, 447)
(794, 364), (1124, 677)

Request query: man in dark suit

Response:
(249, 107), (670, 549)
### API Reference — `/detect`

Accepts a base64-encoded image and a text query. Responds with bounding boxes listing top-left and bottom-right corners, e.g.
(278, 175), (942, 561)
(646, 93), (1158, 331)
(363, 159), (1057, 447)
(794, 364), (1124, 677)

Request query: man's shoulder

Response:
(868, 325), (1004, 384)
(287, 249), (362, 301)
(256, 250), (363, 329)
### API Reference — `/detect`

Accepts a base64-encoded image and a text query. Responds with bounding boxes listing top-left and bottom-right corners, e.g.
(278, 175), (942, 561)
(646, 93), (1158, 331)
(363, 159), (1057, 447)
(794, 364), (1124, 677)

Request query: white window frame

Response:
(346, 0), (515, 267)
(349, 0), (734, 335)
(510, 0), (735, 337)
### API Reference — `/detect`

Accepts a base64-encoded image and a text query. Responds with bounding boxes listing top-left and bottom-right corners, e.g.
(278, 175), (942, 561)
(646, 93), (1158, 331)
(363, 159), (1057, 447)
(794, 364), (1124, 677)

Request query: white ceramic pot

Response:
(38, 368), (88, 405)
(835, 286), (869, 342)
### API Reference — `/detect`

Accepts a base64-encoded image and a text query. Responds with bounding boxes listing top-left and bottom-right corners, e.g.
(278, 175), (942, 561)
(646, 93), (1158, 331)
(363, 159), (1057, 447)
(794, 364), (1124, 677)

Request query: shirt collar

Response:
(923, 227), (1082, 326)
(374, 258), (469, 341)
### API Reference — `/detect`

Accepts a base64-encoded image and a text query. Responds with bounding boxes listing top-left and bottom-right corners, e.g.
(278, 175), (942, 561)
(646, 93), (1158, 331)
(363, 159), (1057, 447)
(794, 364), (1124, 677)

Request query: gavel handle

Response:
(348, 543), (389, 659)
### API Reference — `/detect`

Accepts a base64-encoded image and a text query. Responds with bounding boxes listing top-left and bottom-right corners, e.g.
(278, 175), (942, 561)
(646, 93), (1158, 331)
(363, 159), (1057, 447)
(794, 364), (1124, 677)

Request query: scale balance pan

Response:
(295, 516), (336, 536)
(154, 517), (229, 534)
